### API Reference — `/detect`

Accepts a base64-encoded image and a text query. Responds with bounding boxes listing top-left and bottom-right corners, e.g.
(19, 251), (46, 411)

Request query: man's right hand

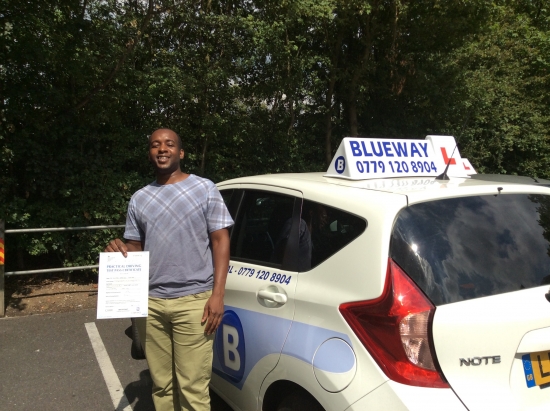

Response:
(104, 238), (129, 257)
(105, 239), (143, 257)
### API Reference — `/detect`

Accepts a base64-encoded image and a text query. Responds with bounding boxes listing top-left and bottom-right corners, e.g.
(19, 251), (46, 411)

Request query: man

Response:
(105, 128), (233, 411)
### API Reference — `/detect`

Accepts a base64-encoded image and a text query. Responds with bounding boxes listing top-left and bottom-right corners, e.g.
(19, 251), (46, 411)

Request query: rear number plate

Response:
(522, 351), (550, 388)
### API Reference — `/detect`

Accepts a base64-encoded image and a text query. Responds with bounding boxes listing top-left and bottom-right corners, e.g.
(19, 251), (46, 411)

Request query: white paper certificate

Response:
(97, 252), (149, 319)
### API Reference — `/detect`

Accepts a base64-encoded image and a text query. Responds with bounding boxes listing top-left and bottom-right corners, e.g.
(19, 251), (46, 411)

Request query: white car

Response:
(209, 136), (550, 411)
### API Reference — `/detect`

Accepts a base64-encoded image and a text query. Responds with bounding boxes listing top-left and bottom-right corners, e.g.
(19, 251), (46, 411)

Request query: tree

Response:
(1, 0), (549, 273)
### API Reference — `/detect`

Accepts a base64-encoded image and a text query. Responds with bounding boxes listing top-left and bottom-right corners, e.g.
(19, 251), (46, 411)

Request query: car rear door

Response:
(391, 192), (550, 411)
(212, 185), (301, 411)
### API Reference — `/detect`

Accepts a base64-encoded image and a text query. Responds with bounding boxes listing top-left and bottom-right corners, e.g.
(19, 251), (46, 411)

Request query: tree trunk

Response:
(287, 98), (295, 136)
(324, 30), (344, 166)
(345, 1), (378, 137)
(348, 100), (358, 137)
(200, 133), (208, 175)
(325, 74), (337, 166)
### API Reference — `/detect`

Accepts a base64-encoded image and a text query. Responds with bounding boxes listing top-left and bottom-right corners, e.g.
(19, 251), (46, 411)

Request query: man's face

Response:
(148, 130), (184, 173)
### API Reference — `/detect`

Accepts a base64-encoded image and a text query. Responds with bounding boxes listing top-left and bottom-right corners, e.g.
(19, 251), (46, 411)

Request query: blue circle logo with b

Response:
(335, 156), (346, 174)
(214, 310), (245, 383)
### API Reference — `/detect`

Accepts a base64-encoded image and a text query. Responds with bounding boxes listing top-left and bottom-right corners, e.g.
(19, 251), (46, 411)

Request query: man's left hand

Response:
(202, 293), (224, 335)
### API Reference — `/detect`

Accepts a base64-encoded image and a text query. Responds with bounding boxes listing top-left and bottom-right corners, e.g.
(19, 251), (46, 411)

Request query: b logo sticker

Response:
(335, 156), (346, 174)
(214, 310), (245, 382)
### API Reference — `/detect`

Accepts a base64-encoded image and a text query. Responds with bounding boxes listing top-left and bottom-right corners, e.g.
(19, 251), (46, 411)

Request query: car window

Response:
(219, 189), (234, 208)
(219, 188), (238, 237)
(297, 200), (367, 271)
(391, 194), (550, 305)
(231, 190), (296, 267)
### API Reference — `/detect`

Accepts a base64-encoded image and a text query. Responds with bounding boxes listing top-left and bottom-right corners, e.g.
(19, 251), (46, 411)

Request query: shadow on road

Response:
(123, 369), (155, 411)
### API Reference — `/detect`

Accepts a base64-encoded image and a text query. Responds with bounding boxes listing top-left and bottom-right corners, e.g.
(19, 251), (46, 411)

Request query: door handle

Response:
(258, 289), (288, 304)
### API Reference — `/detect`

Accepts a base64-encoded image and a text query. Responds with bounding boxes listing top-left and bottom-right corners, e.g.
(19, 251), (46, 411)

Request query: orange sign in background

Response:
(0, 238), (4, 265)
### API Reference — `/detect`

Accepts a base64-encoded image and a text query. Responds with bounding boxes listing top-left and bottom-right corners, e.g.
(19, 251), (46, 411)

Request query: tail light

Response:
(339, 258), (449, 388)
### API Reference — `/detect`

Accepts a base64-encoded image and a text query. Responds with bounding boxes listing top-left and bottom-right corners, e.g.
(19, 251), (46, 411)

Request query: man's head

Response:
(303, 202), (329, 229)
(149, 128), (183, 150)
(148, 128), (184, 176)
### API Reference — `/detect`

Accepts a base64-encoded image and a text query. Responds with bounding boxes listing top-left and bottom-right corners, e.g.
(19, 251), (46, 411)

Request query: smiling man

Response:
(105, 128), (233, 411)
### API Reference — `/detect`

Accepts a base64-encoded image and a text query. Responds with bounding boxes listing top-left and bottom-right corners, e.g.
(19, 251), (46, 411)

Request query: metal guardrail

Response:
(5, 225), (125, 234)
(0, 221), (125, 317)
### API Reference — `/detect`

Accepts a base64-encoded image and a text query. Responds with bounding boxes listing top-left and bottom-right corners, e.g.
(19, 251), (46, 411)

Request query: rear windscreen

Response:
(391, 194), (550, 305)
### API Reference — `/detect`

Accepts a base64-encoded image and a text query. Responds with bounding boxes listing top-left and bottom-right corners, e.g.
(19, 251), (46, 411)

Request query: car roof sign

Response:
(325, 135), (476, 180)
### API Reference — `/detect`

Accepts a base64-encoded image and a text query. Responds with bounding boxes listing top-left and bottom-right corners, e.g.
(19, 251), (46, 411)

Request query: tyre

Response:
(276, 392), (323, 411)
(130, 318), (146, 360)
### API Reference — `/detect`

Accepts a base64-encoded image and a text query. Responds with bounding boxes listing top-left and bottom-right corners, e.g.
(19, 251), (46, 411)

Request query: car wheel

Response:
(130, 318), (145, 360)
(276, 393), (323, 411)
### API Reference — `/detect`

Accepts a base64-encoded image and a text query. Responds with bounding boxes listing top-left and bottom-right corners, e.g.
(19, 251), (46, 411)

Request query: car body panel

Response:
(346, 380), (466, 411)
(433, 286), (550, 411)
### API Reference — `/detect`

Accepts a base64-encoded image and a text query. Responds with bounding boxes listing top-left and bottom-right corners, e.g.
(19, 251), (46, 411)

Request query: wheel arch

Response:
(262, 380), (324, 411)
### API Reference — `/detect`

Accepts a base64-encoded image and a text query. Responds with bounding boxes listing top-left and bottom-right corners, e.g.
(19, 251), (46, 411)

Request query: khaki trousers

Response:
(137, 290), (214, 411)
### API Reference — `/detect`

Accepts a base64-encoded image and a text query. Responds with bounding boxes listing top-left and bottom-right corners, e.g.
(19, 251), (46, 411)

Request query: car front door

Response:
(212, 185), (302, 411)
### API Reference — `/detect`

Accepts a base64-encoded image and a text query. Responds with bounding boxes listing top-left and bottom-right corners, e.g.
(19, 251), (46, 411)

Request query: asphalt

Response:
(0, 308), (232, 411)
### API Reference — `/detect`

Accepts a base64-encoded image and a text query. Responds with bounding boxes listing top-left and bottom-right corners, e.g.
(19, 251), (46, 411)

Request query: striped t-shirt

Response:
(124, 174), (234, 298)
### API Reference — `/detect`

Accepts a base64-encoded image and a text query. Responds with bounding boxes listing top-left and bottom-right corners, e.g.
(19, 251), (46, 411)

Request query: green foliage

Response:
(448, 3), (550, 176)
(1, 0), (549, 271)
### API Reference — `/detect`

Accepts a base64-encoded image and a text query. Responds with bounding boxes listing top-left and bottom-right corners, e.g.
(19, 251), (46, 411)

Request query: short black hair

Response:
(148, 129), (183, 150)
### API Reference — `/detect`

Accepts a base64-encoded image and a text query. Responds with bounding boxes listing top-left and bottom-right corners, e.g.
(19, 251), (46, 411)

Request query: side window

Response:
(297, 200), (367, 270)
(219, 189), (234, 208)
(219, 189), (238, 237)
(231, 190), (296, 267)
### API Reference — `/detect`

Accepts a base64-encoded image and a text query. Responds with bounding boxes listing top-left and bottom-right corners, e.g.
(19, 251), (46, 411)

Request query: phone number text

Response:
(228, 265), (291, 285)
(356, 160), (437, 174)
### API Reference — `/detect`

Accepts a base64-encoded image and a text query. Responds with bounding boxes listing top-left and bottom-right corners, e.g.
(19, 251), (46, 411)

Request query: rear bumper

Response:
(345, 380), (466, 411)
